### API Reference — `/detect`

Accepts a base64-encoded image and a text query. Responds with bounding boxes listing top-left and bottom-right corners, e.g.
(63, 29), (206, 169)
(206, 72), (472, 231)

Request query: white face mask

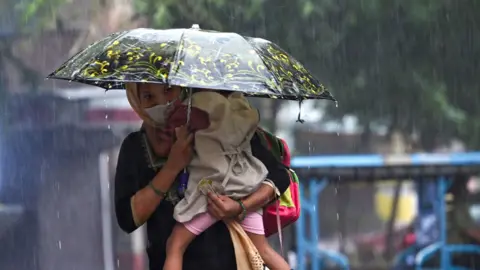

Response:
(144, 98), (177, 126)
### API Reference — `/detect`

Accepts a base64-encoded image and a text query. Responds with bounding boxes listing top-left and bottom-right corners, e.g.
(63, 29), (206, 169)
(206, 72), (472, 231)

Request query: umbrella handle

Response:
(178, 87), (193, 197)
(184, 88), (193, 170)
(186, 87), (193, 125)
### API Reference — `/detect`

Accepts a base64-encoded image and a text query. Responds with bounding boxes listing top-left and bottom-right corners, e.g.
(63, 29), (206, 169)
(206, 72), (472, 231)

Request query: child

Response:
(161, 90), (290, 270)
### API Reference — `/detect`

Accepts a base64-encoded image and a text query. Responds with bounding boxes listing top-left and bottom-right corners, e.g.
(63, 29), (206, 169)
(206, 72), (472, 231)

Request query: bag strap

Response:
(257, 128), (288, 257)
(276, 200), (284, 257)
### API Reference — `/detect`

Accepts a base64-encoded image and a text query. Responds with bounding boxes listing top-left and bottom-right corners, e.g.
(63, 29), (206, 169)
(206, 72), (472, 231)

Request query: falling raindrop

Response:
(336, 176), (345, 255)
(58, 240), (62, 250)
(336, 101), (340, 136)
(104, 94), (110, 129)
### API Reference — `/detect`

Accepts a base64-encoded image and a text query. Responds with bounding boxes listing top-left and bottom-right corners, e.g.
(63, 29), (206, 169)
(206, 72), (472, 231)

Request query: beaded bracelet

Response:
(236, 199), (247, 221)
(148, 181), (167, 198)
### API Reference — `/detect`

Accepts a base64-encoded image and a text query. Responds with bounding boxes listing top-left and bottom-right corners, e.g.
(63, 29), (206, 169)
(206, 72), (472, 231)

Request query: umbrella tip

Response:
(191, 24), (200, 30)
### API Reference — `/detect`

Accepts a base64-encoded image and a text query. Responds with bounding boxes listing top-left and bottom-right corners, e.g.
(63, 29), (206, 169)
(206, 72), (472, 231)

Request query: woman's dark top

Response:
(115, 130), (290, 270)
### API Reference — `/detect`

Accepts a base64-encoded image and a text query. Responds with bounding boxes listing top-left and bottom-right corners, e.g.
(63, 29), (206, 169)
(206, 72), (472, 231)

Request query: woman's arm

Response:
(129, 166), (178, 227)
(115, 127), (193, 233)
(236, 183), (278, 213)
(114, 133), (143, 233)
(114, 133), (175, 233)
(207, 183), (277, 220)
(239, 135), (291, 212)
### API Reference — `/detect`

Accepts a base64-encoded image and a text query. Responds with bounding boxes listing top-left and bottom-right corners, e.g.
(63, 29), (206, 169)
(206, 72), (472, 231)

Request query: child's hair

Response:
(190, 88), (233, 97)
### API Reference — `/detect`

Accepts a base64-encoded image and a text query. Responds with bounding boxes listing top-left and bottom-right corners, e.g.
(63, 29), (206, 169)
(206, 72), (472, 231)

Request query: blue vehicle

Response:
(291, 152), (480, 270)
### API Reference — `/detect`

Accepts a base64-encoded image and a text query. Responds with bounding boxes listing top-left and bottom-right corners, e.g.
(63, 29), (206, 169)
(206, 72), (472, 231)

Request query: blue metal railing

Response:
(295, 179), (349, 270)
(291, 152), (480, 270)
(292, 152), (480, 168)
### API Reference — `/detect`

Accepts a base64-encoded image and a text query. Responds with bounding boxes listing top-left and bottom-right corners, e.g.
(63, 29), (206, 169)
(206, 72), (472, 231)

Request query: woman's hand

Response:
(207, 192), (242, 220)
(165, 126), (194, 173)
(207, 183), (277, 221)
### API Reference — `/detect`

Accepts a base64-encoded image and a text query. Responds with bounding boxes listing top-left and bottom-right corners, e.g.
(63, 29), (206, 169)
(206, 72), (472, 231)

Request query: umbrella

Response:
(47, 25), (334, 101)
(47, 25), (335, 196)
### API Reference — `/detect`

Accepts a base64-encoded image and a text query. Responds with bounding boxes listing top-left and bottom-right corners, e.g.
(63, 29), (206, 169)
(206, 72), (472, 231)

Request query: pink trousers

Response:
(183, 211), (264, 235)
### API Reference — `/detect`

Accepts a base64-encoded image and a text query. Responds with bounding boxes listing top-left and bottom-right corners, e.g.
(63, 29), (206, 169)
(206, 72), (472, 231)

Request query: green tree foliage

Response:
(133, 0), (480, 148)
(14, 0), (68, 31)
(15, 0), (480, 148)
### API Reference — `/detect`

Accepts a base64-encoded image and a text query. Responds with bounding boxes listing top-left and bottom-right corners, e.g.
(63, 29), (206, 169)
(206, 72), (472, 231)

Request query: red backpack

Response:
(256, 129), (301, 238)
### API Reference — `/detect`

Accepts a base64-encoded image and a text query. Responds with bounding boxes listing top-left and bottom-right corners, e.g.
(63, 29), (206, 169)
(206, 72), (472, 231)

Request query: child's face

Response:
(138, 83), (182, 109)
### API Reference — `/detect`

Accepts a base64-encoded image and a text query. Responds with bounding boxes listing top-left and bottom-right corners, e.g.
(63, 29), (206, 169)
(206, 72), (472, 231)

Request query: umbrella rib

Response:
(167, 29), (188, 86)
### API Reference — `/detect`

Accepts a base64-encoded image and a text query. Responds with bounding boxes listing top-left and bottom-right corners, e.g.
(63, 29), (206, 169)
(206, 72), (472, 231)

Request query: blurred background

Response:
(0, 0), (479, 269)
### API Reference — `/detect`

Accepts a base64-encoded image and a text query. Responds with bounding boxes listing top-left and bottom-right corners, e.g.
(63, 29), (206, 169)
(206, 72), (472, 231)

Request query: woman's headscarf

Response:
(125, 82), (157, 127)
(126, 83), (190, 127)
